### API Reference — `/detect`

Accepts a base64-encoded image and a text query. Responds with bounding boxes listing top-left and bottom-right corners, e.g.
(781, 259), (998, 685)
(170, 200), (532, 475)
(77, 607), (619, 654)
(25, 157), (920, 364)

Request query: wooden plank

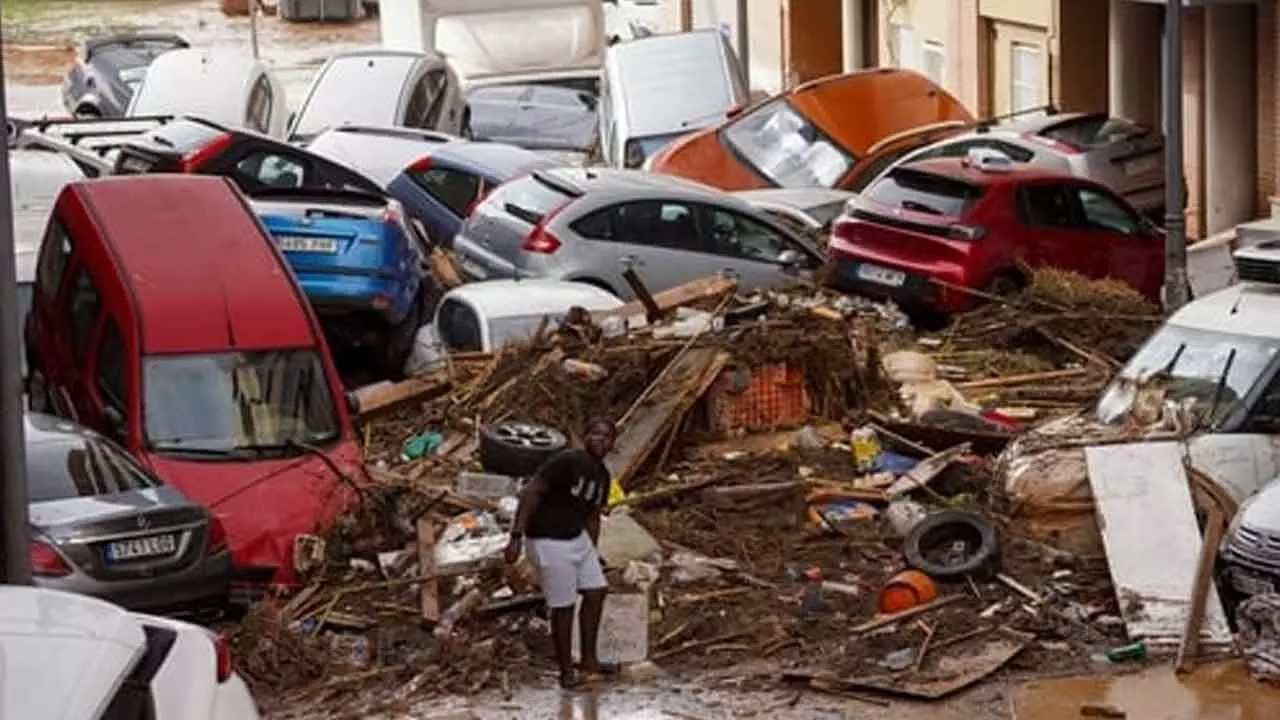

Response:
(352, 375), (451, 418)
(416, 516), (439, 623)
(954, 368), (1089, 390)
(428, 247), (463, 289)
(1084, 442), (1231, 648)
(605, 346), (722, 490)
(1176, 504), (1226, 674)
(595, 275), (737, 323)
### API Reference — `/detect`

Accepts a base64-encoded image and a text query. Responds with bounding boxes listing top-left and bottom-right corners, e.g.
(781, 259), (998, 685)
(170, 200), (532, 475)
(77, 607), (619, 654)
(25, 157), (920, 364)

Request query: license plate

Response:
(277, 236), (339, 253)
(1232, 568), (1275, 596)
(856, 263), (906, 287)
(106, 534), (177, 562)
(1123, 155), (1159, 176)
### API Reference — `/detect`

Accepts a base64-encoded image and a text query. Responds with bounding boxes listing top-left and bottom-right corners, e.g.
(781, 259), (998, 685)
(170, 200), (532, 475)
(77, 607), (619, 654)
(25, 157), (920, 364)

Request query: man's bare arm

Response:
(585, 507), (602, 547)
(512, 475), (550, 537)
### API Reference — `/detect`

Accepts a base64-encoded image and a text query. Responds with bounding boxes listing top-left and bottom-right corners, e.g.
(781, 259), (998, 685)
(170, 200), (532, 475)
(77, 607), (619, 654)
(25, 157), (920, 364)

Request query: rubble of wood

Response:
(232, 270), (1168, 716)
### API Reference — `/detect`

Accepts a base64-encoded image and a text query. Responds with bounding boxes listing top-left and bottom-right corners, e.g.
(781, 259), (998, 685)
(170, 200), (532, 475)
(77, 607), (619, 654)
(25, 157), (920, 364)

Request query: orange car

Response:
(647, 68), (975, 193)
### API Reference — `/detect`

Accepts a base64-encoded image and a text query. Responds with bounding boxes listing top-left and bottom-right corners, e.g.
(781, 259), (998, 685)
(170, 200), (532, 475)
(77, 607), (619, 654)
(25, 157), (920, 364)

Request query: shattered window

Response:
(1096, 325), (1280, 427)
(722, 99), (853, 189)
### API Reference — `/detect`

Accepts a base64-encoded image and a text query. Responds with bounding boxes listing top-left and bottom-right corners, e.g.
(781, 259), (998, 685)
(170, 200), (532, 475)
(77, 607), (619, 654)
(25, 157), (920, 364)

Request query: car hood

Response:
(424, 0), (604, 81)
(1240, 480), (1280, 532)
(145, 444), (362, 572)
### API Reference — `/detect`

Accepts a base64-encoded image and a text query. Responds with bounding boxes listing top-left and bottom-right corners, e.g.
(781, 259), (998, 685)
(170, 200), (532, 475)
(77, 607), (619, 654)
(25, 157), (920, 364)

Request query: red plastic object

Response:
(708, 363), (811, 432)
(877, 570), (939, 614)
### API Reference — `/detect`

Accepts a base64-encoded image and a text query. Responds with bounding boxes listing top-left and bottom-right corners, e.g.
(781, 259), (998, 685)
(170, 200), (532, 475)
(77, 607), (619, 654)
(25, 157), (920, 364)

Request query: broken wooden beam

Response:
(702, 480), (804, 508)
(1176, 504), (1226, 675)
(417, 516), (439, 624)
(621, 266), (662, 324)
(953, 368), (1089, 391)
(851, 595), (964, 634)
(428, 247), (463, 289)
(596, 274), (737, 324)
(352, 375), (452, 418)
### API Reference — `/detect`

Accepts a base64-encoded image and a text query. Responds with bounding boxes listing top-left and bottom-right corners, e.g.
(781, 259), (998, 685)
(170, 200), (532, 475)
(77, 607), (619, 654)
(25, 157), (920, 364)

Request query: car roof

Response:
(429, 141), (557, 179)
(129, 49), (259, 119)
(1167, 282), (1280, 339)
(25, 412), (96, 445)
(10, 149), (84, 250)
(305, 128), (455, 187)
(996, 111), (1102, 135)
(443, 279), (622, 318)
(898, 156), (1075, 186)
(0, 586), (147, 720)
(73, 175), (317, 354)
(540, 166), (744, 206)
(732, 187), (854, 211)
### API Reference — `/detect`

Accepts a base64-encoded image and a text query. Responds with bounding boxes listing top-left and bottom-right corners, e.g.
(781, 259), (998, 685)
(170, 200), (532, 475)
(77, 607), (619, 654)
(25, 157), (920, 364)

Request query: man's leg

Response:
(527, 538), (582, 688)
(574, 532), (610, 676)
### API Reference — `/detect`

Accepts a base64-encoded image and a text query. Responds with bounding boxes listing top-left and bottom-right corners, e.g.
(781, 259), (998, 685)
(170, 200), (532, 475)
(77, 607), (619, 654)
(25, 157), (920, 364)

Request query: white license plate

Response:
(107, 534), (177, 562)
(1232, 568), (1275, 596)
(277, 236), (339, 253)
(1123, 155), (1159, 176)
(856, 263), (906, 288)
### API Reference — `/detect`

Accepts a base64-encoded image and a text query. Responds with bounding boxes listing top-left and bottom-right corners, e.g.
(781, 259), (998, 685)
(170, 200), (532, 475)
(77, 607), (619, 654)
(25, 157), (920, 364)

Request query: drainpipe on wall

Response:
(842, 0), (865, 72)
(1164, 0), (1190, 310)
(0, 14), (32, 586)
(736, 0), (751, 90)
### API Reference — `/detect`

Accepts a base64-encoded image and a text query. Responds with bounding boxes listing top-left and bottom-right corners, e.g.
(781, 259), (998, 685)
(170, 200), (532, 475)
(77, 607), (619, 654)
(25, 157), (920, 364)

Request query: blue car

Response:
(250, 189), (428, 377)
(386, 141), (557, 248)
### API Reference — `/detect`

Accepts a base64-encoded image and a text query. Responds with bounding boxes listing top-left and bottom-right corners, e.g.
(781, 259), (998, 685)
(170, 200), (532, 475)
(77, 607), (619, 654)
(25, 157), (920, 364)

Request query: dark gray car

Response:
(26, 413), (233, 616)
(61, 33), (189, 118)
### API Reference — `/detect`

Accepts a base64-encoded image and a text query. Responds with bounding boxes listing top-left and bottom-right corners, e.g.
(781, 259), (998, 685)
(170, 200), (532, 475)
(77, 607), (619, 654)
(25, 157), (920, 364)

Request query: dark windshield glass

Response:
(27, 435), (159, 503)
(95, 41), (183, 72)
(143, 350), (340, 455)
(488, 174), (573, 225)
(1039, 115), (1149, 150)
(148, 120), (225, 154)
(866, 168), (984, 217)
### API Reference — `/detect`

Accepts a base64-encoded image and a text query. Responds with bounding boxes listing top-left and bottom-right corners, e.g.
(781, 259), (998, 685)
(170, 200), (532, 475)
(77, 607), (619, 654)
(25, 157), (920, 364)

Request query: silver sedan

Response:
(26, 413), (232, 617)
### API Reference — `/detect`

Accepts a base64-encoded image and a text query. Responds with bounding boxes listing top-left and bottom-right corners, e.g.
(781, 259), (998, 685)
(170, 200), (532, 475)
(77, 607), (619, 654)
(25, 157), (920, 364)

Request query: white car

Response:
(127, 49), (289, 138)
(0, 585), (260, 720)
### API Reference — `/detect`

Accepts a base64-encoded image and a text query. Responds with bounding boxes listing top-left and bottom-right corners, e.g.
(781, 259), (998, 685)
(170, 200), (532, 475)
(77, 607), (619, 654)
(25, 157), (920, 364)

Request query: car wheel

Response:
(74, 104), (101, 119)
(903, 509), (1000, 580)
(478, 421), (568, 477)
(380, 290), (427, 380)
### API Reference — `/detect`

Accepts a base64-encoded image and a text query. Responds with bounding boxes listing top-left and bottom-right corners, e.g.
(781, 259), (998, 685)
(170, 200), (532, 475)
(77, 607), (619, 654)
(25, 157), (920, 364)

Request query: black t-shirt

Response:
(524, 448), (610, 540)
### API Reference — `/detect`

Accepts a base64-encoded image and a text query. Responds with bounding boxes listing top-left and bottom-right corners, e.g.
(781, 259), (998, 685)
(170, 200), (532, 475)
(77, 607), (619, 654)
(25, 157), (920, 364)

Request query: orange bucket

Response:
(877, 570), (939, 614)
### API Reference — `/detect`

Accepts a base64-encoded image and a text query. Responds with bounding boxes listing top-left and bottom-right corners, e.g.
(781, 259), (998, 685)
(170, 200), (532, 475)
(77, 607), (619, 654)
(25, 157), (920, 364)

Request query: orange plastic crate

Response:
(708, 363), (811, 432)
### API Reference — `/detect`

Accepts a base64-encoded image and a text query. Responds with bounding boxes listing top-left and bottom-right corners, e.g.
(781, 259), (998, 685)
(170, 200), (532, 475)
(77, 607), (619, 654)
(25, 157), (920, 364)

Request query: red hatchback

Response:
(827, 150), (1165, 316)
(26, 175), (366, 600)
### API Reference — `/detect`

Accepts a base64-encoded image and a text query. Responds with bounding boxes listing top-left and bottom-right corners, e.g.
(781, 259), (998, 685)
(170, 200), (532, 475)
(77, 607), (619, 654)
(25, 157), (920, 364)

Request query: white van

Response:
(379, 0), (605, 91)
(599, 29), (748, 169)
(127, 49), (289, 138)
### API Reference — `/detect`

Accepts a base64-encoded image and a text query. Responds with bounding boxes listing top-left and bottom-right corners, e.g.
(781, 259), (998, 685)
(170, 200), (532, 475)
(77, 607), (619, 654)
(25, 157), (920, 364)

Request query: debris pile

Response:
(235, 270), (1175, 716)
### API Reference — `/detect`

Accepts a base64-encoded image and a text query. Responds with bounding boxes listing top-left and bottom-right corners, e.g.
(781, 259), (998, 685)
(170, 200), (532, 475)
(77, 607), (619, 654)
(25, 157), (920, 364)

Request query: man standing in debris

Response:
(505, 418), (617, 689)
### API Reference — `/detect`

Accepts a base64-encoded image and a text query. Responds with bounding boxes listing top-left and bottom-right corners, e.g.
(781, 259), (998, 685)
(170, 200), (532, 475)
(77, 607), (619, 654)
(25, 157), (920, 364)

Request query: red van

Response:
(25, 174), (366, 599)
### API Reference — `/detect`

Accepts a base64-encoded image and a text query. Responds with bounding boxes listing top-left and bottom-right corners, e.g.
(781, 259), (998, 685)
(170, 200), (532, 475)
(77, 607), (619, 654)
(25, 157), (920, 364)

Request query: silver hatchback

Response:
(881, 113), (1166, 221)
(452, 167), (825, 299)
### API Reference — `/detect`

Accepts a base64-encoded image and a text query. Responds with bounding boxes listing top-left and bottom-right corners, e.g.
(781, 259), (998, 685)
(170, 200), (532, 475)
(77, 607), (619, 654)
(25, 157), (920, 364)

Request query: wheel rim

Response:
(495, 422), (557, 449)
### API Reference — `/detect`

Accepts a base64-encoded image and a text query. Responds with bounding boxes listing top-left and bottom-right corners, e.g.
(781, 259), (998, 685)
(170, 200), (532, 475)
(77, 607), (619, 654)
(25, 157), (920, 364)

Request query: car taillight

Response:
(180, 132), (235, 172)
(520, 201), (569, 254)
(206, 516), (228, 555)
(30, 540), (71, 577)
(407, 155), (432, 173)
(212, 633), (232, 683)
(949, 224), (987, 241)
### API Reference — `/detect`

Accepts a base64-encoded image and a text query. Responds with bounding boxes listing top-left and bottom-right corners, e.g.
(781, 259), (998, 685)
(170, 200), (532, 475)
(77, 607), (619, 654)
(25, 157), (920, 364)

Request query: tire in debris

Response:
(903, 509), (1000, 580)
(478, 421), (569, 477)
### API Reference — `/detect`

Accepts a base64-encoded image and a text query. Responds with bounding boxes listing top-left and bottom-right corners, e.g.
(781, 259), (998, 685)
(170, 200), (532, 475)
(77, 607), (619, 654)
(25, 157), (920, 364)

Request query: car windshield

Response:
(27, 435), (158, 504)
(468, 83), (599, 152)
(143, 349), (340, 456)
(95, 41), (182, 73)
(1095, 325), (1280, 426)
(721, 99), (853, 188)
(293, 58), (415, 139)
(865, 168), (984, 218)
(806, 200), (848, 230)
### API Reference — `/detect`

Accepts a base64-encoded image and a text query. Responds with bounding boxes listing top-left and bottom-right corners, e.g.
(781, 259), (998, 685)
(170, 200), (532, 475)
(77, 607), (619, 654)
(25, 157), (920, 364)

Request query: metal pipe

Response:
(842, 0), (864, 73)
(736, 0), (750, 90)
(0, 13), (32, 585)
(1163, 0), (1189, 310)
(250, 0), (261, 60)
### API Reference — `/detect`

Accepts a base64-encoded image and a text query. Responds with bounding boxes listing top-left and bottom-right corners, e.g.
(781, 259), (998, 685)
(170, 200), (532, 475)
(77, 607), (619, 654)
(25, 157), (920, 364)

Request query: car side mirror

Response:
(777, 249), (801, 268)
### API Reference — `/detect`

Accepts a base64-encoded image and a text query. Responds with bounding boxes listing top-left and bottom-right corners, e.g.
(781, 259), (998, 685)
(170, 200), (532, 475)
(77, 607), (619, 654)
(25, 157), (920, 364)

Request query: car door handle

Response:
(618, 255), (645, 268)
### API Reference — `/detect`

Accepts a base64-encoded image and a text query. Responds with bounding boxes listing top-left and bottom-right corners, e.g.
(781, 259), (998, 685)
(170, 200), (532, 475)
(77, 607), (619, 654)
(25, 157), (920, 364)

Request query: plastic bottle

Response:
(801, 567), (827, 615)
(850, 426), (882, 472)
(562, 358), (608, 382)
(1104, 642), (1147, 662)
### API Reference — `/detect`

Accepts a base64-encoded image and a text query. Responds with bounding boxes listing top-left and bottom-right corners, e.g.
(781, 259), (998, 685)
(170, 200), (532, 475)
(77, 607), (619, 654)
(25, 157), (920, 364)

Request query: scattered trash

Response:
(401, 430), (444, 461)
(878, 569), (940, 614)
(1103, 642), (1148, 663)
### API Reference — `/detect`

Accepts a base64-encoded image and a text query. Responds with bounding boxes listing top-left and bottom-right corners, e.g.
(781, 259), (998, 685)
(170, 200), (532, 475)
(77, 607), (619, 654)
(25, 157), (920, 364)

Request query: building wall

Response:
(1259, 0), (1278, 215)
(1183, 8), (1206, 239)
(1057, 0), (1110, 114)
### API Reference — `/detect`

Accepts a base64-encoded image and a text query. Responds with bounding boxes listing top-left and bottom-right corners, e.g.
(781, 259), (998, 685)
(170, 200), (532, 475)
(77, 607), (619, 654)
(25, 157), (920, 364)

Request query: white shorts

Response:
(525, 532), (607, 609)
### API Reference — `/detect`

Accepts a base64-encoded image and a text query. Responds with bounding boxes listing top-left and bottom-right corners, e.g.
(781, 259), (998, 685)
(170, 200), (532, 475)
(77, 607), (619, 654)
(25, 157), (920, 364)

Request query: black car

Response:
(61, 33), (189, 118)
